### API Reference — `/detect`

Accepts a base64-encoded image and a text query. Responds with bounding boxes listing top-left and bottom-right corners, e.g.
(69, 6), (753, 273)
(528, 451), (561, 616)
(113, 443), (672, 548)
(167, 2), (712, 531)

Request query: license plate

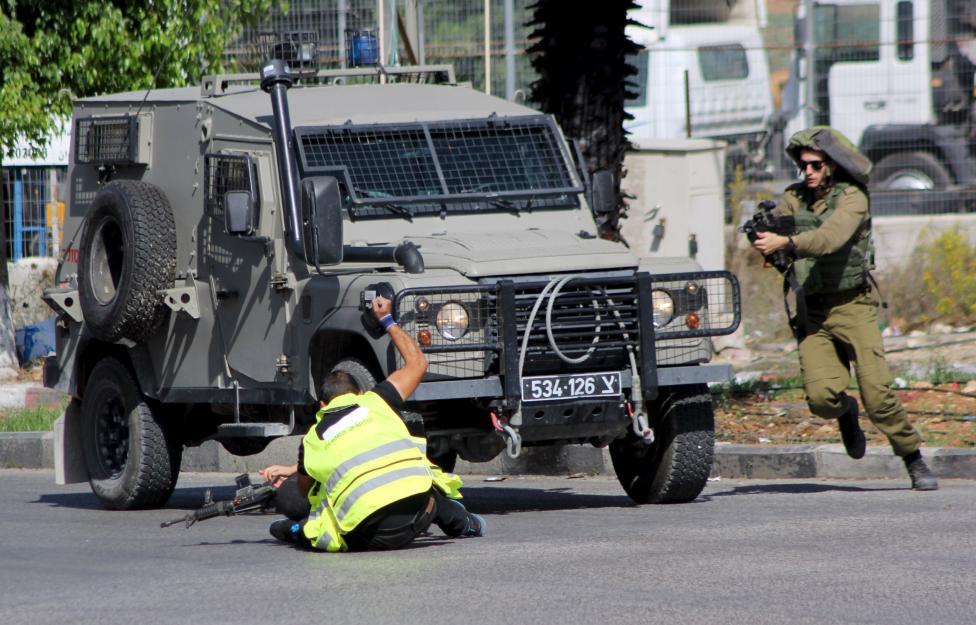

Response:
(521, 372), (622, 402)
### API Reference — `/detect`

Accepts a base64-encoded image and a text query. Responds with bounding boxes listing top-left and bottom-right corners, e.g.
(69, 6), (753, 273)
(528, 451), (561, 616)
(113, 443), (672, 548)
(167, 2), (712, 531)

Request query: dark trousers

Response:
(275, 475), (473, 551)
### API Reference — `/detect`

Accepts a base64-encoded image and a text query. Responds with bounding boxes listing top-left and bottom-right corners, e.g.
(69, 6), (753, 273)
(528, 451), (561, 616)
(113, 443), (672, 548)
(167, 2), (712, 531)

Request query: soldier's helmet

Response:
(786, 126), (872, 186)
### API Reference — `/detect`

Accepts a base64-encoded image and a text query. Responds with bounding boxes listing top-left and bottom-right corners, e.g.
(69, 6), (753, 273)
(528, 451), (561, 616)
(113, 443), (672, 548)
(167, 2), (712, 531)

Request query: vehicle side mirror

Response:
(591, 170), (616, 214)
(224, 191), (257, 235)
(301, 176), (344, 265)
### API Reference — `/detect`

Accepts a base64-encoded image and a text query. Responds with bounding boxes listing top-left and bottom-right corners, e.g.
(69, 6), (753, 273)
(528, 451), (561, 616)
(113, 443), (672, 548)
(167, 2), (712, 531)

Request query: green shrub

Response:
(921, 229), (976, 319)
(0, 407), (62, 432)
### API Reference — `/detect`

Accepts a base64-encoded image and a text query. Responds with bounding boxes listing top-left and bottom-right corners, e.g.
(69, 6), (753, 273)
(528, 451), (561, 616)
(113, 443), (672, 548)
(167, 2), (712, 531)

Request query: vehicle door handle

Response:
(864, 100), (886, 111)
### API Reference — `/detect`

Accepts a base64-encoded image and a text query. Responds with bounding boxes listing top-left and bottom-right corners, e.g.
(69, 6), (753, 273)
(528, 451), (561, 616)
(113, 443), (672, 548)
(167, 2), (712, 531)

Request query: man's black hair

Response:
(320, 371), (362, 404)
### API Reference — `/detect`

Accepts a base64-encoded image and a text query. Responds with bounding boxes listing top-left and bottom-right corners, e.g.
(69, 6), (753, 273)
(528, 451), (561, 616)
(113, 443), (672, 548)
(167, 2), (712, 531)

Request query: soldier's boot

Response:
(904, 451), (939, 491)
(837, 393), (866, 459)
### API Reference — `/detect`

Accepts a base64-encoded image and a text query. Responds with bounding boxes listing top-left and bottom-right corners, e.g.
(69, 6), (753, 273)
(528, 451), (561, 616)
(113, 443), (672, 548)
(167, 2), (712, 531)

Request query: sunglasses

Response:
(799, 159), (826, 172)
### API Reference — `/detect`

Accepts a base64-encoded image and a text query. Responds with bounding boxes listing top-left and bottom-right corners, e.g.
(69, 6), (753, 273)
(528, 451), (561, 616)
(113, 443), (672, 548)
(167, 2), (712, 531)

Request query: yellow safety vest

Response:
(301, 391), (433, 551)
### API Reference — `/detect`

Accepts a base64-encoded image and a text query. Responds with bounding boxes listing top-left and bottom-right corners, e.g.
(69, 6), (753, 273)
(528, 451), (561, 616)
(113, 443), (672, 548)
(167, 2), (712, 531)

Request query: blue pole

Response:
(13, 174), (23, 262)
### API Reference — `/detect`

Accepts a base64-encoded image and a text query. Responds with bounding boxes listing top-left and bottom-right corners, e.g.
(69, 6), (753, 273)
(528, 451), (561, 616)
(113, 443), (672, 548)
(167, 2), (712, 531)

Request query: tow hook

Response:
(627, 401), (655, 444)
(491, 411), (522, 459)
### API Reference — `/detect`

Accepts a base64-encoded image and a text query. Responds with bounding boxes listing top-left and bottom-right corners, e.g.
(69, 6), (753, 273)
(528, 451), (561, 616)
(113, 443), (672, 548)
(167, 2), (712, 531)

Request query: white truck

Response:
(624, 0), (775, 178)
(780, 0), (976, 196)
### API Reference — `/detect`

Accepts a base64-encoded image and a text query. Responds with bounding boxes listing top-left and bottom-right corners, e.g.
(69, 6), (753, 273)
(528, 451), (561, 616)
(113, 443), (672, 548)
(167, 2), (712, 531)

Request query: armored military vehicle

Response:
(44, 59), (740, 510)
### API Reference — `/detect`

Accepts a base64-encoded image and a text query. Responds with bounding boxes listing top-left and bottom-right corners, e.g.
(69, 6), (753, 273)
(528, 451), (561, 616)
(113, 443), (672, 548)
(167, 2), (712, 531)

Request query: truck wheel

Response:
(330, 358), (378, 391)
(79, 180), (176, 343)
(80, 357), (181, 510)
(609, 384), (714, 504)
(872, 152), (952, 191)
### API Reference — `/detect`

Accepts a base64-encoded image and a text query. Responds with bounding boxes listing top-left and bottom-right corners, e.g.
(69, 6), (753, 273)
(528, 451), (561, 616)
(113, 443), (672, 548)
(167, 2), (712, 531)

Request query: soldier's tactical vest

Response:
(302, 391), (434, 551)
(792, 182), (875, 295)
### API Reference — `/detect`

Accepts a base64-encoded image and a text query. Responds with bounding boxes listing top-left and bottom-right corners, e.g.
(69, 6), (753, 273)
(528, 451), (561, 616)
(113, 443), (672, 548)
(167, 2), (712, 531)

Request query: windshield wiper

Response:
(489, 198), (533, 216)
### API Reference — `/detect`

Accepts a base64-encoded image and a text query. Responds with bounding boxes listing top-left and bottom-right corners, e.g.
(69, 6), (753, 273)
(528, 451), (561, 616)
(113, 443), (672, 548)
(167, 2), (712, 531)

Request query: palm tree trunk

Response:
(527, 0), (641, 241)
(0, 157), (21, 379)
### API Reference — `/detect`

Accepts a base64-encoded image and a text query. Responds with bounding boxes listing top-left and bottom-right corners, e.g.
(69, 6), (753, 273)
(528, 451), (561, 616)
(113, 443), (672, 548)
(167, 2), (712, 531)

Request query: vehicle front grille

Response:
(395, 271), (740, 379)
(510, 278), (640, 374)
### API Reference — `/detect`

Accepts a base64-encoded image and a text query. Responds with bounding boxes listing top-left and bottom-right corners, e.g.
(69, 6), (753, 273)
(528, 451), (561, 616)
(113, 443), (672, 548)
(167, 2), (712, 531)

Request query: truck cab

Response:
(625, 0), (775, 177)
(782, 0), (976, 193)
(44, 62), (740, 510)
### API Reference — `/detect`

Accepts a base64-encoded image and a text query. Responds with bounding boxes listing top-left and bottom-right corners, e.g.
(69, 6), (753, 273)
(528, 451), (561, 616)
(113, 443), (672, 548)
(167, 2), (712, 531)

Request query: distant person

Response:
(750, 126), (937, 490)
(261, 291), (485, 550)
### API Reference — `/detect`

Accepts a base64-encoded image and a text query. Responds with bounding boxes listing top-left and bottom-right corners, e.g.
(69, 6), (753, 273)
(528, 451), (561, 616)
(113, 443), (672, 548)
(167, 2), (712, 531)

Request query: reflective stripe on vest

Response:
(326, 438), (418, 493)
(335, 465), (433, 523)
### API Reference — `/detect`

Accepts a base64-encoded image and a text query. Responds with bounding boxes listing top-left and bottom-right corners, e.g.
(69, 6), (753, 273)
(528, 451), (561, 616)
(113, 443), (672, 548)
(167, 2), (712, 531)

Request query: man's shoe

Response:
(837, 394), (866, 459)
(461, 513), (486, 538)
(906, 456), (939, 491)
(270, 519), (305, 544)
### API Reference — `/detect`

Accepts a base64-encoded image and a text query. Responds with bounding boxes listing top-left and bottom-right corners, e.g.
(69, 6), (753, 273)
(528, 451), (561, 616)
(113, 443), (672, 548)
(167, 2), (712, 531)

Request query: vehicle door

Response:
(202, 150), (288, 385)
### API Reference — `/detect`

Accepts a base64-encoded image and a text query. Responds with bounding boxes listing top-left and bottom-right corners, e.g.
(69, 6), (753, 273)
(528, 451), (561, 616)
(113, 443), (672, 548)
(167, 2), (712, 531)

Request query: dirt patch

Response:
(715, 385), (976, 448)
(712, 331), (976, 448)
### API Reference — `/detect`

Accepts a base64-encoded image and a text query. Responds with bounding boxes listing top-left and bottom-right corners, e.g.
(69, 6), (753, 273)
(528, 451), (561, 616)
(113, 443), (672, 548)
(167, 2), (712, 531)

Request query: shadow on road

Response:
(459, 484), (634, 515)
(704, 482), (902, 499)
(35, 484), (241, 511)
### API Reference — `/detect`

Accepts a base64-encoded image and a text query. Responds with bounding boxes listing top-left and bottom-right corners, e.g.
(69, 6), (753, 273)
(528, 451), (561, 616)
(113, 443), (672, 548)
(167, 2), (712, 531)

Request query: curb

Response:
(0, 384), (65, 410)
(1, 432), (974, 480)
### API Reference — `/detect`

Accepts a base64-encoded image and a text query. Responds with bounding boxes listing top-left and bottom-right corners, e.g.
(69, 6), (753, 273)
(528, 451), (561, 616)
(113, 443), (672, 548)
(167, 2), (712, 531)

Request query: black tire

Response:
(330, 358), (378, 392)
(79, 180), (177, 343)
(609, 384), (714, 504)
(80, 357), (181, 510)
(871, 151), (952, 191)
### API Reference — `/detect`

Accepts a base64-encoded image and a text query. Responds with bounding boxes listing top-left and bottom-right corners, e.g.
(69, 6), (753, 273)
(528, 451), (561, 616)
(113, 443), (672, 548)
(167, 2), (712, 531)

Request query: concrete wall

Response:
(620, 138), (727, 271)
(872, 213), (976, 271)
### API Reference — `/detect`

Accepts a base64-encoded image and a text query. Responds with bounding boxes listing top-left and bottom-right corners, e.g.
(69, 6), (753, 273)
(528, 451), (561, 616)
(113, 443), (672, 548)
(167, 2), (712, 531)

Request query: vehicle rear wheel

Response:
(80, 357), (181, 509)
(609, 384), (714, 504)
(872, 151), (952, 191)
(79, 180), (177, 343)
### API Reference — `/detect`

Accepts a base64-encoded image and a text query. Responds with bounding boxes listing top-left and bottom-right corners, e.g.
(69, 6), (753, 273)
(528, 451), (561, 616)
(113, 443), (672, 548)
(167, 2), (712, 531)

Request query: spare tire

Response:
(79, 180), (176, 342)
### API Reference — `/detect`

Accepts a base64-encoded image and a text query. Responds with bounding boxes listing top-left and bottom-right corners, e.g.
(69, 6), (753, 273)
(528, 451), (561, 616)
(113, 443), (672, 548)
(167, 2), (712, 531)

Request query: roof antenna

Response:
(133, 16), (190, 119)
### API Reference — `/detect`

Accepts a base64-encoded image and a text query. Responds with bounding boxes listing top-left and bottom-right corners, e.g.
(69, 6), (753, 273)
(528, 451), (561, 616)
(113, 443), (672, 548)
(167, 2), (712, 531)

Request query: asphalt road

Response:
(2, 470), (974, 625)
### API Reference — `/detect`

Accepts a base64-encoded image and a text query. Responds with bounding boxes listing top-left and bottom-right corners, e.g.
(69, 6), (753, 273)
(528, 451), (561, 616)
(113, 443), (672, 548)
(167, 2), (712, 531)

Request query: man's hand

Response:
(259, 463), (297, 488)
(371, 294), (394, 321)
(753, 231), (790, 256)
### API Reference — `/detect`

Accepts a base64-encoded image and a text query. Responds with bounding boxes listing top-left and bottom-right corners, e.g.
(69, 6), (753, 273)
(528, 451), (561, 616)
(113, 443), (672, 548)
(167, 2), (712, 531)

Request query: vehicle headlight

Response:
(651, 289), (674, 328)
(435, 302), (469, 340)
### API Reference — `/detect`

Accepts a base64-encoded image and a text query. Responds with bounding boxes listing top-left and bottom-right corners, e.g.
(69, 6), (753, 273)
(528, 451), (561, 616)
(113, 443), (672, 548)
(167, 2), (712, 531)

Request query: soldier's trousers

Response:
(797, 291), (922, 457)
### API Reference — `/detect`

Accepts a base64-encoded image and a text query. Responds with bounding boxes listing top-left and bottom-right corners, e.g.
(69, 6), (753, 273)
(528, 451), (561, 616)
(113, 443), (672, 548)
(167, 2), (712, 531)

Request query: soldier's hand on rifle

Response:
(259, 463), (297, 488)
(752, 231), (791, 256)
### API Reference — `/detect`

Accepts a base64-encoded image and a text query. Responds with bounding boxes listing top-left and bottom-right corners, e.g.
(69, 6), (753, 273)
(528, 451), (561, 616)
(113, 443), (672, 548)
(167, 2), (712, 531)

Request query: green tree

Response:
(0, 0), (278, 377)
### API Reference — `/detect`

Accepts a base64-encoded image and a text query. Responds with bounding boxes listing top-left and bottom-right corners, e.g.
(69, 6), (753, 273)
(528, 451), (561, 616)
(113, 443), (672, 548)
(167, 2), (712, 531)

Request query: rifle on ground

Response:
(160, 474), (275, 528)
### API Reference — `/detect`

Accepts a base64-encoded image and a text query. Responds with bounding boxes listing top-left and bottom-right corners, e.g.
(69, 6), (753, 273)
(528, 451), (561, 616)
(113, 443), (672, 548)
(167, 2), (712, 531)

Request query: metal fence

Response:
(228, 0), (539, 97)
(2, 167), (67, 262)
(228, 0), (976, 208)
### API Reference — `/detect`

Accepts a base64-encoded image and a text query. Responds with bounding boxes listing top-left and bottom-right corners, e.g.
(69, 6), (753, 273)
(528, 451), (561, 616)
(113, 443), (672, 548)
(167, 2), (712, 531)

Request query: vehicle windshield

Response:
(295, 114), (583, 219)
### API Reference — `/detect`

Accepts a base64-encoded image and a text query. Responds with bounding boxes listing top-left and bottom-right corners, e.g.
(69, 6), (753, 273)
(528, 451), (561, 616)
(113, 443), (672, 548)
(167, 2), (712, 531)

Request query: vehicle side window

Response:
(698, 45), (749, 81)
(896, 1), (914, 61)
(204, 153), (259, 218)
(625, 50), (649, 106)
(814, 3), (881, 63)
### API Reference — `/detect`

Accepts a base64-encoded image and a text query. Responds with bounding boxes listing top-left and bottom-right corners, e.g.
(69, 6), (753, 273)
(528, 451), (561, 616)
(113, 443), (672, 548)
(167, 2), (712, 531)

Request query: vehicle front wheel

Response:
(609, 384), (714, 504)
(80, 357), (181, 510)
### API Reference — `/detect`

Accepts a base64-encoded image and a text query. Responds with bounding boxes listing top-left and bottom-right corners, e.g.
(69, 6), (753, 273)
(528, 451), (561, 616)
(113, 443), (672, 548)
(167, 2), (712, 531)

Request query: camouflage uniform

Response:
(775, 127), (922, 457)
